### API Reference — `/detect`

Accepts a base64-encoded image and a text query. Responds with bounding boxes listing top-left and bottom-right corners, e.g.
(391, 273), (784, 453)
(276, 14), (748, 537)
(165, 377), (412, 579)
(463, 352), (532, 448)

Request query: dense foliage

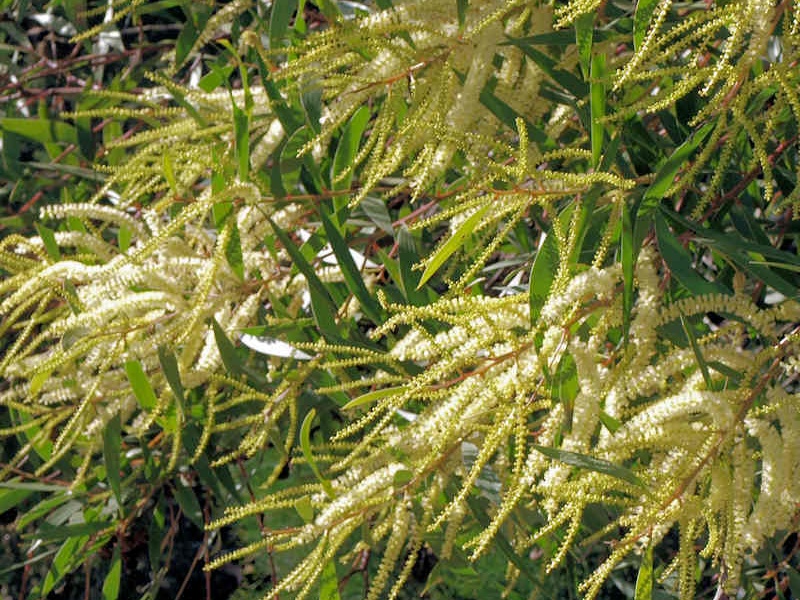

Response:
(1, 0), (799, 598)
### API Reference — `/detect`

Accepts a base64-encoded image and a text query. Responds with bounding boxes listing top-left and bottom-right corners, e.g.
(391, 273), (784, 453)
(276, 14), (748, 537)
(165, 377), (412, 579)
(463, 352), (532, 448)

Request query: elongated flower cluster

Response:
(0, 83), (316, 482)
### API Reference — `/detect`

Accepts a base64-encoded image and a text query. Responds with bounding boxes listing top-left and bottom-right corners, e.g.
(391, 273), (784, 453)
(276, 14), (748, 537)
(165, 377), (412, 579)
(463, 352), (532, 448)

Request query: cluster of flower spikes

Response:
(599, 0), (800, 216)
(0, 83), (315, 485)
(206, 242), (800, 599)
(266, 0), (567, 207)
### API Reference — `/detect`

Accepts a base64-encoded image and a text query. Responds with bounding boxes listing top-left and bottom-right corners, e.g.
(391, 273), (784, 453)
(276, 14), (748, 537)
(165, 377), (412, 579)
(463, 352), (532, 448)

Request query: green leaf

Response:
(174, 18), (198, 67)
(162, 152), (178, 195)
(295, 496), (314, 523)
(212, 318), (243, 377)
(102, 414), (122, 507)
(680, 314), (713, 390)
(173, 479), (204, 529)
(0, 487), (33, 516)
(29, 367), (54, 395)
(393, 469), (414, 487)
(590, 52), (606, 168)
(309, 284), (342, 343)
(314, 0), (343, 24)
(418, 203), (491, 288)
(158, 347), (185, 403)
(634, 543), (654, 600)
(63, 280), (82, 315)
(233, 103), (250, 181)
(599, 411), (621, 434)
(654, 212), (724, 295)
(575, 13), (593, 80)
(102, 545), (122, 600)
(124, 360), (158, 411)
(456, 0), (468, 29)
(320, 209), (383, 323)
(300, 409), (335, 497)
(360, 195), (394, 235)
(198, 65), (235, 92)
(397, 227), (428, 305)
(634, 121), (715, 249)
(331, 106), (370, 191)
(118, 225), (132, 253)
(42, 523), (110, 547)
(621, 202), (635, 344)
(663, 208), (800, 299)
(269, 0), (295, 49)
(504, 42), (588, 98)
(40, 534), (87, 596)
(1, 118), (77, 146)
(342, 386), (404, 410)
(269, 218), (340, 328)
(532, 444), (647, 489)
(16, 493), (73, 529)
(478, 82), (547, 145)
(529, 232), (559, 327)
(0, 481), (66, 492)
(226, 220), (245, 280)
(36, 223), (61, 261)
(634, 0), (659, 51)
(301, 84), (324, 136)
(319, 560), (342, 600)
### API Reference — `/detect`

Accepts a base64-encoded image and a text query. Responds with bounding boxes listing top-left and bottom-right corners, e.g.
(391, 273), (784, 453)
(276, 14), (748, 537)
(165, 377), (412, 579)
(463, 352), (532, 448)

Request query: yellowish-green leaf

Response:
(634, 542), (654, 600)
(417, 203), (491, 288)
(102, 414), (122, 507)
(295, 496), (314, 523)
(532, 444), (647, 489)
(102, 545), (122, 600)
(319, 560), (341, 600)
(300, 409), (335, 497)
(124, 360), (157, 411)
(342, 386), (404, 410)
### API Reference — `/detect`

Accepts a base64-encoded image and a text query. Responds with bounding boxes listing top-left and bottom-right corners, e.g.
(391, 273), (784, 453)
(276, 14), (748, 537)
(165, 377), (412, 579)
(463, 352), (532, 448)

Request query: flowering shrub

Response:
(0, 0), (799, 598)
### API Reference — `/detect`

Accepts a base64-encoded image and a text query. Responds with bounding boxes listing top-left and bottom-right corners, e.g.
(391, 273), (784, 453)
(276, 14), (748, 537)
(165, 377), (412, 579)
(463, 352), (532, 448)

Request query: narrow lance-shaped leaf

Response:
(319, 560), (342, 600)
(269, 0), (295, 49)
(680, 314), (713, 390)
(162, 152), (177, 195)
(634, 0), (659, 51)
(621, 202), (635, 344)
(212, 318), (243, 377)
(590, 51), (606, 168)
(418, 203), (491, 288)
(172, 479), (204, 530)
(158, 347), (185, 403)
(102, 414), (122, 508)
(532, 444), (647, 489)
(654, 211), (724, 295)
(268, 218), (339, 315)
(529, 232), (559, 327)
(398, 227), (428, 305)
(300, 409), (335, 497)
(331, 106), (370, 191)
(101, 545), (122, 600)
(124, 360), (158, 411)
(456, 0), (468, 28)
(225, 219), (245, 281)
(634, 542), (654, 600)
(633, 121), (715, 249)
(36, 223), (61, 261)
(342, 386), (404, 410)
(320, 208), (383, 323)
(575, 12), (593, 80)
